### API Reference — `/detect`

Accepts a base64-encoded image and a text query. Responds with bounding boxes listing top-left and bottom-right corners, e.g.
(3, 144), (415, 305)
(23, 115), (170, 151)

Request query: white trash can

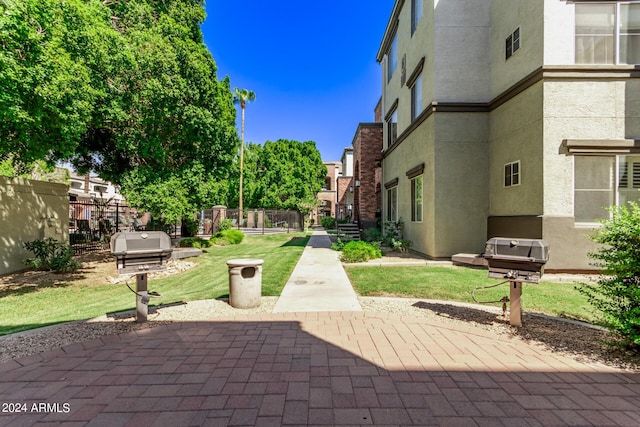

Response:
(227, 259), (263, 308)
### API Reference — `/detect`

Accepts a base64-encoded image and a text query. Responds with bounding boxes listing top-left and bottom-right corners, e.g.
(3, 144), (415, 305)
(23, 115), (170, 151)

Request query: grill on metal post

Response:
(110, 231), (173, 322)
(483, 237), (549, 326)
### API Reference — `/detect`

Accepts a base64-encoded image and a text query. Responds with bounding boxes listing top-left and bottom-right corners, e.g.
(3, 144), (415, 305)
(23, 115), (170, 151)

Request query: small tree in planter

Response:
(578, 202), (640, 346)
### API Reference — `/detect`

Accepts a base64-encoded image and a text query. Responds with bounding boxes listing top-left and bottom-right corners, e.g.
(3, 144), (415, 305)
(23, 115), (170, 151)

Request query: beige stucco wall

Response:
(383, 116), (436, 255)
(383, 112), (489, 258)
(543, 0), (574, 65)
(432, 113), (490, 256)
(489, 83), (544, 216)
(543, 79), (638, 216)
(539, 78), (640, 270)
(0, 177), (69, 275)
(434, 0), (491, 102)
(490, 0), (544, 97)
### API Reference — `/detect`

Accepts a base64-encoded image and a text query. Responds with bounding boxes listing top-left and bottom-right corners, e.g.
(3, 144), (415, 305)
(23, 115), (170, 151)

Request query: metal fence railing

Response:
(216, 209), (303, 234)
(69, 202), (304, 254)
(69, 200), (149, 254)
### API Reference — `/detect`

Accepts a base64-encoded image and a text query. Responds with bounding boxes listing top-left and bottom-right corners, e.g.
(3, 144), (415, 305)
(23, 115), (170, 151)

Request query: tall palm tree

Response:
(233, 88), (256, 224)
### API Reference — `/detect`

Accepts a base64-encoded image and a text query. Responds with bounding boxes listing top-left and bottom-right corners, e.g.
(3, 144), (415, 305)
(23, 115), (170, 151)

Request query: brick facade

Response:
(336, 176), (354, 220)
(352, 123), (383, 229)
(315, 161), (342, 222)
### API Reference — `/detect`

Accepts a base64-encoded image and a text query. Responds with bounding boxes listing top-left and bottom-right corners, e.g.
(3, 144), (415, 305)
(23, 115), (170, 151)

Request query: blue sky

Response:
(201, 1), (394, 161)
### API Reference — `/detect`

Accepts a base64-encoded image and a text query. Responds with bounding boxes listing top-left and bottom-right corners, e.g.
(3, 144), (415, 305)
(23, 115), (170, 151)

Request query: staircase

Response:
(337, 222), (361, 240)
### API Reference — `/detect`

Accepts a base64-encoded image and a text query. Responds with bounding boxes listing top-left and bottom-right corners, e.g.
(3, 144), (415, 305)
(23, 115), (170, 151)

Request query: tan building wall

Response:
(0, 177), (69, 275)
(378, 0), (640, 270)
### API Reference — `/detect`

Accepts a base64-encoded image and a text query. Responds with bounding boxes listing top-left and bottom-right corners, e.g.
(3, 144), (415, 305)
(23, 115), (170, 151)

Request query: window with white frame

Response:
(387, 186), (398, 222)
(504, 161), (520, 187)
(411, 73), (423, 121)
(574, 155), (640, 223)
(387, 109), (398, 148)
(575, 2), (640, 65)
(506, 27), (520, 60)
(412, 0), (423, 35)
(387, 32), (398, 82)
(411, 175), (423, 222)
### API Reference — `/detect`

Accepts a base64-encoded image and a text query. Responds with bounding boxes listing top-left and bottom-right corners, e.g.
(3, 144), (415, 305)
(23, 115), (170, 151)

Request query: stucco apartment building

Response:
(378, 0), (640, 271)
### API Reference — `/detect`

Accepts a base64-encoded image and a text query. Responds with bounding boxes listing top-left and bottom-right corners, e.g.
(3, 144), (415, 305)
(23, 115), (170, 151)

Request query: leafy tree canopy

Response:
(234, 139), (327, 211)
(0, 0), (239, 221)
(0, 0), (123, 163)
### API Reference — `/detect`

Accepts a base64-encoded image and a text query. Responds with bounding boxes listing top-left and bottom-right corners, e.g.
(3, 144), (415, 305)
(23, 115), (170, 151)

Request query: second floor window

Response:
(576, 2), (640, 65)
(387, 33), (398, 82)
(387, 109), (398, 148)
(412, 0), (423, 35)
(506, 27), (520, 60)
(411, 74), (423, 121)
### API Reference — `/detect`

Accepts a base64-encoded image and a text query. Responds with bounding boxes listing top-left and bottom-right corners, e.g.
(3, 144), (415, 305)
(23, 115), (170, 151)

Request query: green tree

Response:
(1, 0), (238, 222)
(232, 88), (256, 218)
(579, 202), (640, 346)
(0, 0), (124, 165)
(243, 139), (326, 210)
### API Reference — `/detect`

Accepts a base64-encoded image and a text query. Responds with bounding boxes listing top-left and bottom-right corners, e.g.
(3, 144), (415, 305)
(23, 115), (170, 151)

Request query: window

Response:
(574, 155), (640, 223)
(387, 186), (398, 222)
(387, 33), (398, 82)
(411, 175), (423, 222)
(412, 0), (423, 35)
(387, 109), (398, 148)
(576, 2), (640, 65)
(504, 161), (520, 187)
(505, 27), (520, 60)
(411, 73), (423, 121)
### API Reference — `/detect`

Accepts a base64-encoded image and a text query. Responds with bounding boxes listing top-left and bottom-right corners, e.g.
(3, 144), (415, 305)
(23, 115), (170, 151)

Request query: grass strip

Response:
(346, 265), (596, 323)
(0, 233), (308, 336)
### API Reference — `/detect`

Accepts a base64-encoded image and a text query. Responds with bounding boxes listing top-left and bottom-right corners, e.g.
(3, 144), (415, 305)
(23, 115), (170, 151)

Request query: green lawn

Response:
(346, 265), (596, 323)
(1, 235), (599, 336)
(0, 233), (309, 336)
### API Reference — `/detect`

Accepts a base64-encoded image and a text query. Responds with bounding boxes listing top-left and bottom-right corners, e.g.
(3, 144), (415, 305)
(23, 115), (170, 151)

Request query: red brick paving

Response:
(1, 311), (640, 426)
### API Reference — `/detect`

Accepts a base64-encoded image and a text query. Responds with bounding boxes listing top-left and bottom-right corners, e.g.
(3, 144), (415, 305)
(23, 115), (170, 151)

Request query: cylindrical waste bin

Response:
(227, 258), (263, 308)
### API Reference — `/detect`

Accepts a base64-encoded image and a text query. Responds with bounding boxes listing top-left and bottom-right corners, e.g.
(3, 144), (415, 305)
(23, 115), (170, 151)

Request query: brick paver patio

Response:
(1, 311), (639, 426)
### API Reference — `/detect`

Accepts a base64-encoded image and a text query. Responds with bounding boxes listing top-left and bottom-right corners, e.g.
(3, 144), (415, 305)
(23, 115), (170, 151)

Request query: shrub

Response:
(340, 240), (382, 263)
(331, 237), (346, 251)
(179, 237), (210, 248)
(210, 229), (244, 246)
(320, 216), (337, 229)
(382, 218), (404, 247)
(391, 238), (412, 252)
(363, 227), (383, 243)
(218, 218), (233, 231)
(578, 202), (640, 346)
(181, 217), (200, 237)
(23, 238), (81, 273)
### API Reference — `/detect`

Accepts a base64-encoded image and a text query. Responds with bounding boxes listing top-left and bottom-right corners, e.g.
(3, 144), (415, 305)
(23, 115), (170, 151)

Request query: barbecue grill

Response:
(110, 231), (173, 322)
(483, 237), (549, 326)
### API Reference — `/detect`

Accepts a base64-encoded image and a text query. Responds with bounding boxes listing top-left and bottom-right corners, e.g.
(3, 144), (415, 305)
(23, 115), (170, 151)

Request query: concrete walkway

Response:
(273, 229), (361, 313)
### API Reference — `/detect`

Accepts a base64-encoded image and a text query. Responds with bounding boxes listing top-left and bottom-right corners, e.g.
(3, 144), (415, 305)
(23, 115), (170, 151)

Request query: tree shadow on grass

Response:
(0, 251), (115, 298)
(279, 236), (310, 247)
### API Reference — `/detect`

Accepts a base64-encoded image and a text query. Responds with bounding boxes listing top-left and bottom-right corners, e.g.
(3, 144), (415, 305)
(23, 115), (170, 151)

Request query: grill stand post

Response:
(509, 281), (522, 327)
(136, 273), (148, 323)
